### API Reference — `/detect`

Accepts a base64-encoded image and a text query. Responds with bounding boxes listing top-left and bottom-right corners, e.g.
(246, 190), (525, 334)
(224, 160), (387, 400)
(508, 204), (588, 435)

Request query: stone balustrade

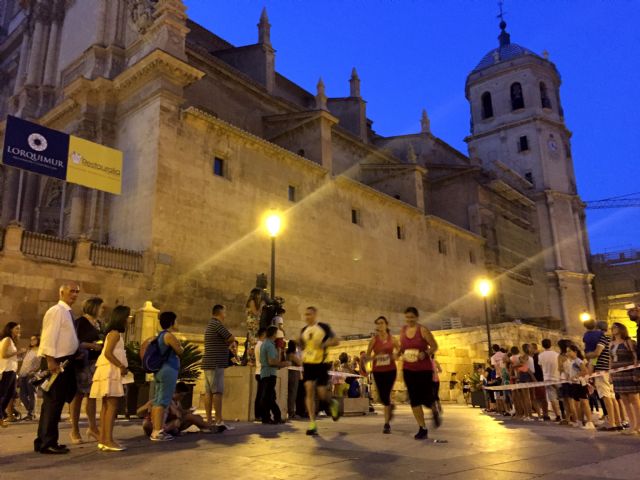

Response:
(1, 223), (147, 274)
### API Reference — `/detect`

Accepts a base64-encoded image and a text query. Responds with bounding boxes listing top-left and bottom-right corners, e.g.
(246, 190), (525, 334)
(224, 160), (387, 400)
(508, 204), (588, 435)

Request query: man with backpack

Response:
(203, 305), (235, 432)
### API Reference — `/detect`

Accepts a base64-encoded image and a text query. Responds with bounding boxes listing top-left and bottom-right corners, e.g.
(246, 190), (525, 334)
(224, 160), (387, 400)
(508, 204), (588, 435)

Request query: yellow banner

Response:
(66, 135), (122, 194)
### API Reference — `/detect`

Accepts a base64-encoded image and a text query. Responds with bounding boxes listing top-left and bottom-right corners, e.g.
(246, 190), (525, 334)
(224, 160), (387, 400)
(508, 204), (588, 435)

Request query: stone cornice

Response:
(182, 106), (328, 175)
(333, 128), (401, 166)
(36, 97), (80, 130)
(334, 175), (424, 216)
(361, 163), (427, 176)
(465, 115), (571, 143)
(425, 215), (485, 244)
(114, 50), (204, 96)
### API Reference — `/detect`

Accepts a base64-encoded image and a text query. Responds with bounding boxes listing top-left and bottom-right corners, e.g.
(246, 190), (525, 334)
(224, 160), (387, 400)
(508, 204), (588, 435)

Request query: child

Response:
(566, 344), (595, 430)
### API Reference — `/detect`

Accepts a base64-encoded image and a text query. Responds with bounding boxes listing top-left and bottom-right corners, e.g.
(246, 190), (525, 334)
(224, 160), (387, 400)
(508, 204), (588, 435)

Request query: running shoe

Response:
(582, 422), (596, 430)
(383, 423), (391, 434)
(306, 428), (319, 436)
(329, 399), (341, 422)
(150, 431), (174, 442)
(414, 427), (428, 440)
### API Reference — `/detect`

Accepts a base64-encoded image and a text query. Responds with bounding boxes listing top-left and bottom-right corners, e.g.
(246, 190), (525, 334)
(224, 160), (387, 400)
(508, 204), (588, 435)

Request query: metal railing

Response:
(90, 243), (144, 272)
(592, 249), (640, 265)
(20, 231), (76, 262)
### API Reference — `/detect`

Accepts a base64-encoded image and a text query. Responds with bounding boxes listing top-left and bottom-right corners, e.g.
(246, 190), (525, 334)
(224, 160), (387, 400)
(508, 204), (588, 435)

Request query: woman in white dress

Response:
(90, 306), (130, 451)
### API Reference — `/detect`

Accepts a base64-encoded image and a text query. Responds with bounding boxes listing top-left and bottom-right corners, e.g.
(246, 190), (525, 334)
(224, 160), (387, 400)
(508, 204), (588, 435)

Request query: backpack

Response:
(140, 331), (171, 373)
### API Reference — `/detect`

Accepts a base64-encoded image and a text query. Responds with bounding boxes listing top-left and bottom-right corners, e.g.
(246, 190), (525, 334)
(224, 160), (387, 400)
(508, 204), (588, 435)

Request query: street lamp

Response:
(475, 277), (494, 359)
(579, 311), (592, 323)
(264, 212), (282, 299)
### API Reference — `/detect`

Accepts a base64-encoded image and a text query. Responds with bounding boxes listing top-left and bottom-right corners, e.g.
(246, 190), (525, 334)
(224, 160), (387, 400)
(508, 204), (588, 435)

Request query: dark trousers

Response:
(19, 375), (36, 415)
(260, 376), (281, 423)
(0, 371), (17, 419)
(34, 362), (76, 451)
(287, 370), (300, 417)
(254, 374), (264, 421)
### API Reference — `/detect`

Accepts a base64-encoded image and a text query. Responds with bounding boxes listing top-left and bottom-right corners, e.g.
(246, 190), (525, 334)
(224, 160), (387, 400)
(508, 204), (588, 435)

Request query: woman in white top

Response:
(90, 306), (130, 451)
(18, 335), (41, 420)
(0, 322), (24, 427)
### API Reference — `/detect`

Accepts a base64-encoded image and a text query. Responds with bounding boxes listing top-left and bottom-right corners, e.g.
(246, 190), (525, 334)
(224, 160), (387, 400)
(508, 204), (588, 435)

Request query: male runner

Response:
(299, 306), (341, 435)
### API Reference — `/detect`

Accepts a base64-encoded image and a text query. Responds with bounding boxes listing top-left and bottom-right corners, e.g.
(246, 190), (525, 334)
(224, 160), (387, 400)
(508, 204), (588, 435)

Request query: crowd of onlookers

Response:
(477, 309), (640, 436)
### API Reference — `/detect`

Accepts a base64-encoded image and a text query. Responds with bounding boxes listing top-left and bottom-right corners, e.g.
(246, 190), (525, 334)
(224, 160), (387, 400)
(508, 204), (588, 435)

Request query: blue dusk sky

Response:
(184, 0), (640, 254)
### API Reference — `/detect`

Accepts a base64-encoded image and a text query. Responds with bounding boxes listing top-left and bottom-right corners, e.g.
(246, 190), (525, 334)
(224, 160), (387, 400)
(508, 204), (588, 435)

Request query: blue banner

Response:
(2, 115), (69, 180)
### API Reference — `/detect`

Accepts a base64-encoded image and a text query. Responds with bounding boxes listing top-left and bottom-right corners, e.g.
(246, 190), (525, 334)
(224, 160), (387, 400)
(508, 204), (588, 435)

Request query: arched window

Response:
(481, 92), (494, 119)
(510, 82), (525, 110)
(540, 82), (552, 109)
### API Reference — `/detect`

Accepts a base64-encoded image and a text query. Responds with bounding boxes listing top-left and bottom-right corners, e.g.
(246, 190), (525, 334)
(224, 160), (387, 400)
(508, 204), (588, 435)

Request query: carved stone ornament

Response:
(128, 0), (158, 34)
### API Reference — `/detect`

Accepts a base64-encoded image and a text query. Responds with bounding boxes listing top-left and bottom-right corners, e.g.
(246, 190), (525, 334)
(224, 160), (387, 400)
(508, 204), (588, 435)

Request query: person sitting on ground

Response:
(139, 383), (212, 436)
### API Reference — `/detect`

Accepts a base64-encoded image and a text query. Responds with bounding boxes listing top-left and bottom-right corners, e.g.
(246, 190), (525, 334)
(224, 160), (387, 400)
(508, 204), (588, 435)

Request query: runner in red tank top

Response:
(399, 307), (441, 440)
(366, 316), (399, 434)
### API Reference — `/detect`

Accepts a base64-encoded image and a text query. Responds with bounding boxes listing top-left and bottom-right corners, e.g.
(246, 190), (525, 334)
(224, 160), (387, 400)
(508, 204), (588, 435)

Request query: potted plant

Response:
(177, 340), (203, 410)
(469, 371), (487, 408)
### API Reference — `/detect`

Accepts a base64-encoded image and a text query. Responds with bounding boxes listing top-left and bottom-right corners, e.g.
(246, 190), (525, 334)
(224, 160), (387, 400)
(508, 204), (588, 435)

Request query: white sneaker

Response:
(582, 422), (596, 430)
(216, 422), (235, 432)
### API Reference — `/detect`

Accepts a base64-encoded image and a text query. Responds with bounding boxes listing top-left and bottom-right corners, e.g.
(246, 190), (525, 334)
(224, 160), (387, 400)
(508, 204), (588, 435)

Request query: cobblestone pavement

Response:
(1, 405), (639, 479)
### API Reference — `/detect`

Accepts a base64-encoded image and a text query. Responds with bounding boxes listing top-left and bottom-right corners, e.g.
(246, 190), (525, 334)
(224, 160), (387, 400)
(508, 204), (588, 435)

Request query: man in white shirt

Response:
(253, 328), (266, 422)
(34, 283), (80, 454)
(537, 339), (562, 421)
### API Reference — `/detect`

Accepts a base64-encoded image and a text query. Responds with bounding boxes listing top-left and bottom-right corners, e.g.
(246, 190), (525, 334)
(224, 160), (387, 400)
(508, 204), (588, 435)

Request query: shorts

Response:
(204, 368), (225, 394)
(303, 363), (330, 386)
(569, 383), (588, 401)
(372, 370), (397, 406)
(403, 369), (435, 408)
(545, 385), (559, 402)
(153, 365), (179, 408)
(594, 373), (615, 399)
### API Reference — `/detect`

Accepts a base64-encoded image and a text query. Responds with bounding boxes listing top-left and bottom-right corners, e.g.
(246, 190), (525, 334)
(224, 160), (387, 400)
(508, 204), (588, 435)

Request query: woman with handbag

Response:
(610, 322), (640, 435)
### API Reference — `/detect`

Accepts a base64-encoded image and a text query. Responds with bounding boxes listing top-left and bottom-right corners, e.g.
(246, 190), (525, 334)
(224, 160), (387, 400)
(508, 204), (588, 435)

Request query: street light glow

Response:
(265, 213), (282, 237)
(580, 311), (592, 323)
(475, 278), (493, 298)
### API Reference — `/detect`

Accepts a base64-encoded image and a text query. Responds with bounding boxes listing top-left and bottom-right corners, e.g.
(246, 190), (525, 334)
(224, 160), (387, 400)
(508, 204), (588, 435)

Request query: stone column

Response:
(42, 2), (65, 86)
(25, 2), (50, 86)
(67, 186), (86, 238)
(0, 168), (19, 225)
(137, 301), (160, 344)
(19, 173), (40, 230)
(545, 193), (563, 269)
(572, 208), (589, 273)
(3, 222), (25, 256)
(14, 20), (33, 91)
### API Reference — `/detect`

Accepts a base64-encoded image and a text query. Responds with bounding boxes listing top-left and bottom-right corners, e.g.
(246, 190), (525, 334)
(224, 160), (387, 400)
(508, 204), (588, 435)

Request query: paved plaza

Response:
(1, 405), (639, 479)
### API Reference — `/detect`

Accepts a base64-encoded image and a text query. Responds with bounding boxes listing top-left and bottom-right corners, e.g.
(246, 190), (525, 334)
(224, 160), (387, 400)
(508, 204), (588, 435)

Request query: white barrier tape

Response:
(483, 364), (640, 391)
(287, 365), (363, 378)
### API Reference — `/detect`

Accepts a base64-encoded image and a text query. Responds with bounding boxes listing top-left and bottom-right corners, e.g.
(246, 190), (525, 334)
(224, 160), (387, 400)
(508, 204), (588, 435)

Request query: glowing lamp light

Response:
(580, 312), (592, 323)
(475, 278), (493, 298)
(265, 213), (282, 237)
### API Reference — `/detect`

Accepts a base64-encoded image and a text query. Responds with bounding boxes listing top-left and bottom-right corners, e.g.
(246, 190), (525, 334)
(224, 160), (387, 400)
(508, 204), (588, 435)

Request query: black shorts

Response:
(303, 363), (330, 386)
(373, 370), (397, 406)
(569, 383), (588, 401)
(403, 369), (435, 408)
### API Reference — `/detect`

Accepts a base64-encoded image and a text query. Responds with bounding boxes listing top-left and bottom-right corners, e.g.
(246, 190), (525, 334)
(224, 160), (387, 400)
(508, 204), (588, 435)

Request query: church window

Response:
(288, 185), (297, 202)
(524, 172), (534, 186)
(510, 82), (525, 110)
(397, 225), (405, 240)
(351, 209), (361, 225)
(540, 82), (552, 109)
(469, 250), (476, 264)
(213, 157), (225, 177)
(438, 239), (447, 255)
(518, 135), (529, 152)
(481, 92), (494, 119)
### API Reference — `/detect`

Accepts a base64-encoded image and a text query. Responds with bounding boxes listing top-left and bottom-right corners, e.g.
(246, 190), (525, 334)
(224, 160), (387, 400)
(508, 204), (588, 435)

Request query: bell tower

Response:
(465, 19), (594, 333)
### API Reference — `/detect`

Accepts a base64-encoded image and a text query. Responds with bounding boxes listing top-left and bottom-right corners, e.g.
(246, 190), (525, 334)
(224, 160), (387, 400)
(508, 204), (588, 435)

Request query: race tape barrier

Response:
(287, 366), (363, 378)
(483, 364), (640, 391)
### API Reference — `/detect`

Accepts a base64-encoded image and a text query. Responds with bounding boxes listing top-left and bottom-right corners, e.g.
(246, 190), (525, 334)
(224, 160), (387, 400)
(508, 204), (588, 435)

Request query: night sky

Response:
(184, 0), (640, 254)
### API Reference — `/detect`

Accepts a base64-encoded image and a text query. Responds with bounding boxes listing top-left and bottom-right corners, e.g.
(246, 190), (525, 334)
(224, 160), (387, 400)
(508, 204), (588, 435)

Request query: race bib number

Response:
(404, 349), (419, 363)
(376, 354), (391, 367)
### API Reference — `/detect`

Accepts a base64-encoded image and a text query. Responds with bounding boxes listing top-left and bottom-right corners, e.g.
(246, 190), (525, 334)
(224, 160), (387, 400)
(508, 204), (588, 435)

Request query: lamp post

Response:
(475, 278), (494, 359)
(264, 212), (282, 299)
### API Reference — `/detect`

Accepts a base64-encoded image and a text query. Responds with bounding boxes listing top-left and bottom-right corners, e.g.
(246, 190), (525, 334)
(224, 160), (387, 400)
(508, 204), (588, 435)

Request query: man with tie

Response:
(34, 283), (80, 454)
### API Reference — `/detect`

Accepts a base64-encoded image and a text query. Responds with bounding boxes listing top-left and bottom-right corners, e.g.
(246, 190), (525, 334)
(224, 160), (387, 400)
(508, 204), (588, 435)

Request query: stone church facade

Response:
(0, 1), (592, 336)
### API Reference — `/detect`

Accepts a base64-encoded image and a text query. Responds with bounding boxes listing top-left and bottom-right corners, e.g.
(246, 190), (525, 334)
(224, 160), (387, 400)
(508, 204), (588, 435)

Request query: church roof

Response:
(472, 21), (541, 73)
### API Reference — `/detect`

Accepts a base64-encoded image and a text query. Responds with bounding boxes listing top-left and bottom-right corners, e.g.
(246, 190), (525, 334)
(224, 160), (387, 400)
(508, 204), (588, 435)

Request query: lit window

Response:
(213, 157), (225, 177)
(288, 185), (296, 202)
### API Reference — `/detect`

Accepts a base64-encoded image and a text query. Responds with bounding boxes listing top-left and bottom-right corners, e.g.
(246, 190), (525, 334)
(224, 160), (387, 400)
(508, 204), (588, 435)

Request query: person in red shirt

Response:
(399, 307), (441, 440)
(366, 316), (399, 434)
